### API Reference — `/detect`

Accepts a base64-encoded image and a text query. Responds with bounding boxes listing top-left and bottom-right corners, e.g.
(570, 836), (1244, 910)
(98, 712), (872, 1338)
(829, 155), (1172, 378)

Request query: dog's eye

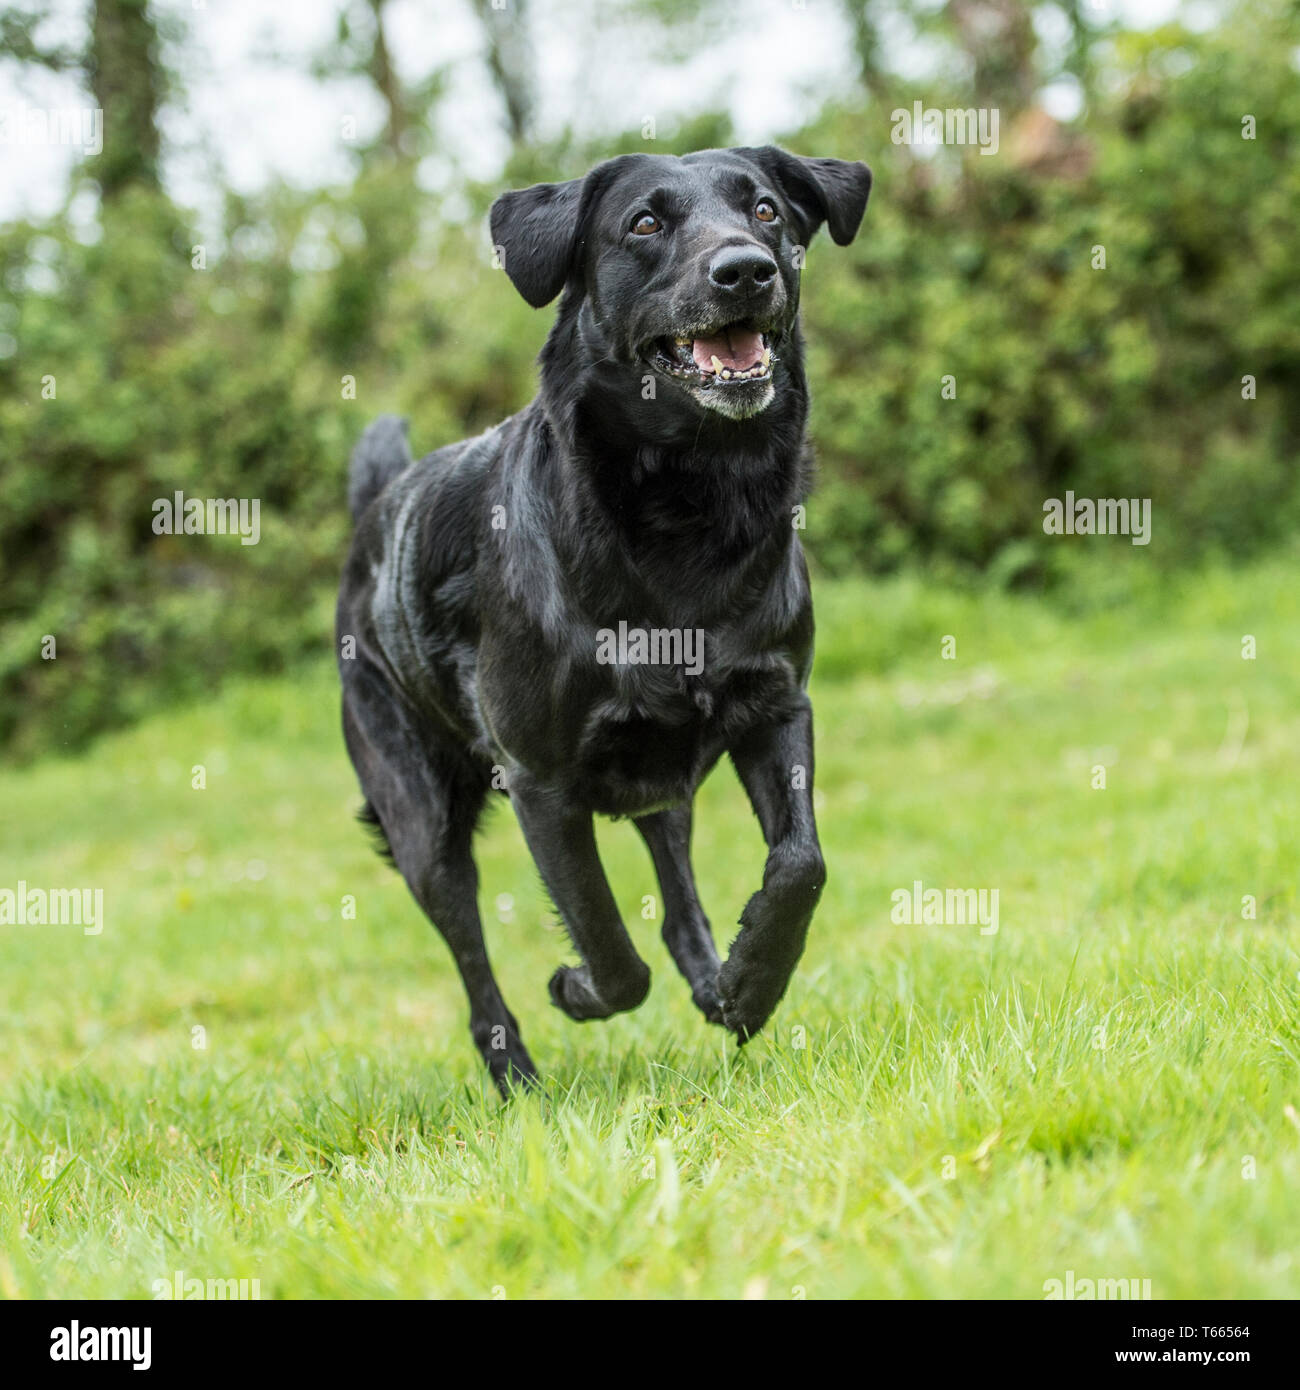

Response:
(631, 213), (662, 236)
(755, 200), (777, 224)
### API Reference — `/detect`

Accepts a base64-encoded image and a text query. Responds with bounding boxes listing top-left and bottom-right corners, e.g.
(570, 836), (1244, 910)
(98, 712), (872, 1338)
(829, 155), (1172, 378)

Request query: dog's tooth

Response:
(761, 346), (771, 369)
(710, 355), (724, 376)
(675, 336), (691, 346)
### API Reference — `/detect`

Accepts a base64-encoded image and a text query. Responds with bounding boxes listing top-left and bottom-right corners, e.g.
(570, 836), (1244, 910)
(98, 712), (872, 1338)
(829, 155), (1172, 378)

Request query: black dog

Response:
(336, 146), (871, 1093)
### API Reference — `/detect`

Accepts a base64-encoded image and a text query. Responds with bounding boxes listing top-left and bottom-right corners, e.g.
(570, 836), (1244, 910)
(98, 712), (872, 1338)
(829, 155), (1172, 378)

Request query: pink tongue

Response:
(692, 327), (763, 373)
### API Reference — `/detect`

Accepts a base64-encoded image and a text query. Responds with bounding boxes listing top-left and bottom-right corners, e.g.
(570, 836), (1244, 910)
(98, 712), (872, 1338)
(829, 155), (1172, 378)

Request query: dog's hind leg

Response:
(635, 807), (723, 1024)
(508, 775), (652, 1022)
(343, 673), (538, 1096)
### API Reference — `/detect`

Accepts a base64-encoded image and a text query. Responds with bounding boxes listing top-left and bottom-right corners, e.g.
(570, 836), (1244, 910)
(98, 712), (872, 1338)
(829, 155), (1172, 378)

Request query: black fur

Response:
(356, 799), (395, 865)
(336, 146), (872, 1094)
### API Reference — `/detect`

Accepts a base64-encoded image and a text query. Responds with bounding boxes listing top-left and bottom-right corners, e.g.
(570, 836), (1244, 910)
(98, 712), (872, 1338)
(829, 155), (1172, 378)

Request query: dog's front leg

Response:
(719, 699), (827, 1041)
(635, 806), (724, 1024)
(509, 774), (652, 1020)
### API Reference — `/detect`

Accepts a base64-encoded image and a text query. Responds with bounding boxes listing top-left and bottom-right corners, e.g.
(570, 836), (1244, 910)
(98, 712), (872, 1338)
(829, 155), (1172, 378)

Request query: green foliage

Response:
(802, 8), (1300, 577)
(0, 188), (349, 758)
(1, 5), (1295, 757)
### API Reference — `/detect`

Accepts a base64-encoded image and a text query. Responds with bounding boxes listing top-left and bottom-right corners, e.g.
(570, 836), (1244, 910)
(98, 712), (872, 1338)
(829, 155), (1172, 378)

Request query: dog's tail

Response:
(347, 414), (412, 523)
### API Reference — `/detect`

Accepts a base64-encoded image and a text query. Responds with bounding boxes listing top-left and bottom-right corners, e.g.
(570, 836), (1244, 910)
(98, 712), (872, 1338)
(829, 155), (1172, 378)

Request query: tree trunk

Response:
(88, 0), (165, 201)
(367, 0), (408, 158)
(470, 0), (535, 147)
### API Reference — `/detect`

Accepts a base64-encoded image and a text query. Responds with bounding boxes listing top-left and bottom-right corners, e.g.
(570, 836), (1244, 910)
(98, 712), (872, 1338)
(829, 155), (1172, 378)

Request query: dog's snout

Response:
(708, 245), (778, 295)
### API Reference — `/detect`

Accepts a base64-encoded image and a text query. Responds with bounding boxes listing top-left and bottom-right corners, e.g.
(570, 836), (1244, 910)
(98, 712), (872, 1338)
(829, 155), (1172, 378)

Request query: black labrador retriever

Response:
(336, 146), (871, 1093)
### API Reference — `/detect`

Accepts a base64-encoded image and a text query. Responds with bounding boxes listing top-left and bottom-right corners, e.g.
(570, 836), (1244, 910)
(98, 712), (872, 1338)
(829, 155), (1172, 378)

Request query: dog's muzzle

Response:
(642, 318), (780, 418)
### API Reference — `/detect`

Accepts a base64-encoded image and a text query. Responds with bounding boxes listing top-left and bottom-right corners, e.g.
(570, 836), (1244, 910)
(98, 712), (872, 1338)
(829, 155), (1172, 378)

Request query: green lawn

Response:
(1, 557), (1297, 1299)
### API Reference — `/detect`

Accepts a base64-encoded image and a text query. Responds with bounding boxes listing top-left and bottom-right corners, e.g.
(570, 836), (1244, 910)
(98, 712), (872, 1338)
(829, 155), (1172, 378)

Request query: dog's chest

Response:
(580, 695), (717, 815)
(575, 653), (787, 815)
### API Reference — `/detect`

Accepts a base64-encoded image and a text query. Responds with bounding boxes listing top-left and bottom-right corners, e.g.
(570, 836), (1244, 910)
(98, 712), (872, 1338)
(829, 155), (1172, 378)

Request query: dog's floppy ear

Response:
(738, 147), (873, 247)
(489, 176), (586, 309)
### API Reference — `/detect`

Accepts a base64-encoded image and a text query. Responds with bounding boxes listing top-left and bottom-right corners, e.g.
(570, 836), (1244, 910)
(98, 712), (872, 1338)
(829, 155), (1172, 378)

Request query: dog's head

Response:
(490, 147), (871, 428)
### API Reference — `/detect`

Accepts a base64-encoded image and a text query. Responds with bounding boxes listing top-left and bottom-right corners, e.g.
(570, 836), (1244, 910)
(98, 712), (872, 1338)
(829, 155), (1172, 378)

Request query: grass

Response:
(1, 555), (1298, 1299)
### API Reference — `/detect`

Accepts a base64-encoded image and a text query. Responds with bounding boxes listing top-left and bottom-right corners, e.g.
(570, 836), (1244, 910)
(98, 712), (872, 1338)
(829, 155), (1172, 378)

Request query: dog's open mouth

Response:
(647, 321), (774, 386)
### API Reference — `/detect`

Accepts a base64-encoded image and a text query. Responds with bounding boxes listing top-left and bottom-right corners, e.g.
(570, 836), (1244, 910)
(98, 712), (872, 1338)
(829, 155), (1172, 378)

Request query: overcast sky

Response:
(1, 0), (1190, 231)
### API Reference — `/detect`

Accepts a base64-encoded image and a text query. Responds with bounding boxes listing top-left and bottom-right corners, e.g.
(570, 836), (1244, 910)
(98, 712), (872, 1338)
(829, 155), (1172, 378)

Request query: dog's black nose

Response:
(708, 245), (778, 295)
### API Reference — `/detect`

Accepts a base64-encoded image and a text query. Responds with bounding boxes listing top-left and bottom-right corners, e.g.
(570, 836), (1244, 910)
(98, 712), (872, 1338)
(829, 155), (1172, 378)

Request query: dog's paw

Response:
(549, 964), (599, 1020)
(692, 975), (726, 1026)
(548, 962), (650, 1021)
(716, 957), (786, 1044)
(488, 1050), (542, 1099)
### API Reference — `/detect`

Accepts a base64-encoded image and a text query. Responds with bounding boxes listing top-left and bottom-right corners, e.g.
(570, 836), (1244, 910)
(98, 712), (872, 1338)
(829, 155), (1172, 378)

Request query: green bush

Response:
(801, 9), (1300, 577)
(1, 6), (1295, 758)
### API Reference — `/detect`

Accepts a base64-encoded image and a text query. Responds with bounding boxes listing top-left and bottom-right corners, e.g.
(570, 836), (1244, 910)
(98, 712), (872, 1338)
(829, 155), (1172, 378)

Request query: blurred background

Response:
(1, 0), (1297, 760)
